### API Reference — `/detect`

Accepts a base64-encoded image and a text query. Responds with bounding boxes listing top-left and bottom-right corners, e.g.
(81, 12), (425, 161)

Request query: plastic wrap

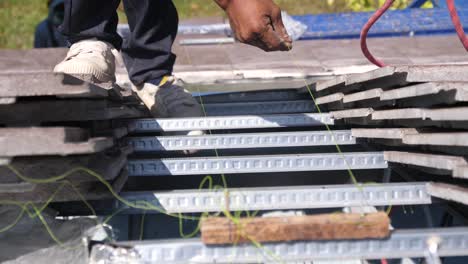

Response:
(118, 12), (308, 41)
(281, 11), (308, 41)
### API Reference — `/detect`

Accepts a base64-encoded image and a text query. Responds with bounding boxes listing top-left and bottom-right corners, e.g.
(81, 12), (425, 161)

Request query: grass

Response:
(0, 0), (425, 49)
(0, 0), (48, 49)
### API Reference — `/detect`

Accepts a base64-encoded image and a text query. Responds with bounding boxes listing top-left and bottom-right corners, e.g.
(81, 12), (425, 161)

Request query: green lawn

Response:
(0, 0), (426, 49)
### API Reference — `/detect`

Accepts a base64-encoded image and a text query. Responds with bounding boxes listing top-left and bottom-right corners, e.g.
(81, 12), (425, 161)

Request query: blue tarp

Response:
(293, 7), (468, 40)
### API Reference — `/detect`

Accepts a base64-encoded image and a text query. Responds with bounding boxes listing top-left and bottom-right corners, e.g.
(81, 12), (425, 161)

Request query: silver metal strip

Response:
(0, 158), (11, 165)
(127, 113), (334, 133)
(109, 228), (468, 263)
(117, 182), (431, 214)
(127, 130), (355, 152)
(127, 152), (387, 176)
(0, 182), (36, 193)
(202, 100), (316, 116)
(180, 37), (235, 46)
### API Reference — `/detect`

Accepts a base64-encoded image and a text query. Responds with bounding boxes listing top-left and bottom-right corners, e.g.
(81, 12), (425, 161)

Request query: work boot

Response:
(134, 77), (205, 153)
(135, 76), (204, 119)
(54, 39), (117, 84)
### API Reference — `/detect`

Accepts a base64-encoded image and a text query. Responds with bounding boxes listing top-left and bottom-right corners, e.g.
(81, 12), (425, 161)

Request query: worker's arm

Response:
(214, 0), (292, 51)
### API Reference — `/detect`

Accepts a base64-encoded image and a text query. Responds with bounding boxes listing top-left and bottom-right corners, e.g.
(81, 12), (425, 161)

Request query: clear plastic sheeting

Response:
(0, 205), (107, 264)
(117, 12), (308, 41)
(89, 244), (140, 264)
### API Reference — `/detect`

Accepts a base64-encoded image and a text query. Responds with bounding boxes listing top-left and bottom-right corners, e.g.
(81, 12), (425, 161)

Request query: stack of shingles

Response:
(0, 71), (146, 203)
(312, 64), (468, 205)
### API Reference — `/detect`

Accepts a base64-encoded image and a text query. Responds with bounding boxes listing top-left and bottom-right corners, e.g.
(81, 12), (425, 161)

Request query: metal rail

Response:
(127, 130), (355, 152)
(127, 113), (333, 133)
(104, 228), (468, 263)
(127, 152), (387, 176)
(109, 182), (431, 214)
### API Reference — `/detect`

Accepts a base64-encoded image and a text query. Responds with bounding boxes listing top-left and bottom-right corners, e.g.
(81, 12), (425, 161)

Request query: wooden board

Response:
(201, 212), (390, 245)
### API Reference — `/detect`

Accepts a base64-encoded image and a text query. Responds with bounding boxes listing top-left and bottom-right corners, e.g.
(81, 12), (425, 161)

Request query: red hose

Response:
(446, 0), (468, 51)
(360, 0), (468, 67)
(360, 0), (395, 67)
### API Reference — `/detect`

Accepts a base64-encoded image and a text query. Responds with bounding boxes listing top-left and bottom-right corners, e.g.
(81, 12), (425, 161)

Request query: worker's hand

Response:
(215, 0), (292, 52)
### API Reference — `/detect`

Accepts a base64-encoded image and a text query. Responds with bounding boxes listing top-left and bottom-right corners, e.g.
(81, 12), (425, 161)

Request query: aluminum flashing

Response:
(384, 151), (468, 179)
(330, 107), (468, 122)
(347, 65), (468, 86)
(128, 113), (334, 133)
(396, 65), (468, 83)
(0, 169), (128, 202)
(0, 127), (114, 156)
(317, 89), (383, 105)
(372, 107), (468, 121)
(315, 82), (468, 109)
(380, 82), (468, 102)
(454, 166), (468, 178)
(344, 66), (406, 87)
(352, 128), (418, 140)
(127, 152), (387, 176)
(127, 130), (355, 152)
(202, 100), (316, 116)
(114, 182), (431, 214)
(403, 133), (468, 147)
(106, 228), (468, 263)
(343, 88), (384, 103)
(315, 75), (347, 92)
(315, 65), (468, 94)
(0, 150), (128, 183)
(0, 72), (108, 98)
(331, 108), (374, 119)
(0, 99), (144, 123)
(315, 93), (344, 105)
(428, 183), (468, 206)
(353, 129), (468, 147)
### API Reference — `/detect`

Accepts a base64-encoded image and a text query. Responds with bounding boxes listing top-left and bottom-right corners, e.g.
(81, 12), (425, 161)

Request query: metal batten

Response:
(127, 152), (387, 176)
(127, 113), (334, 133)
(202, 100), (316, 116)
(127, 130), (355, 152)
(104, 228), (468, 263)
(111, 182), (431, 214)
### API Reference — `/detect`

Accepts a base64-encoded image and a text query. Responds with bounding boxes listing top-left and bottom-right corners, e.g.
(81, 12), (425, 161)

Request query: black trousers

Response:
(59, 0), (179, 85)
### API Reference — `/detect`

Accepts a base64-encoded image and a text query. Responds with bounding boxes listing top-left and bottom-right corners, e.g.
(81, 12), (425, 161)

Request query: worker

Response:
(54, 0), (292, 124)
(34, 0), (68, 48)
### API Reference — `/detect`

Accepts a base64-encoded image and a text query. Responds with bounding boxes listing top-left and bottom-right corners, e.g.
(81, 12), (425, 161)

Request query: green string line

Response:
(0, 207), (25, 233)
(0, 38), (394, 262)
(139, 212), (146, 241)
(0, 178), (110, 249)
(176, 37), (393, 262)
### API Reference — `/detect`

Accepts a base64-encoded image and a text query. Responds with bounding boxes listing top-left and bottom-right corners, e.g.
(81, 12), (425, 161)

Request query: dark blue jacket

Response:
(34, 0), (68, 48)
